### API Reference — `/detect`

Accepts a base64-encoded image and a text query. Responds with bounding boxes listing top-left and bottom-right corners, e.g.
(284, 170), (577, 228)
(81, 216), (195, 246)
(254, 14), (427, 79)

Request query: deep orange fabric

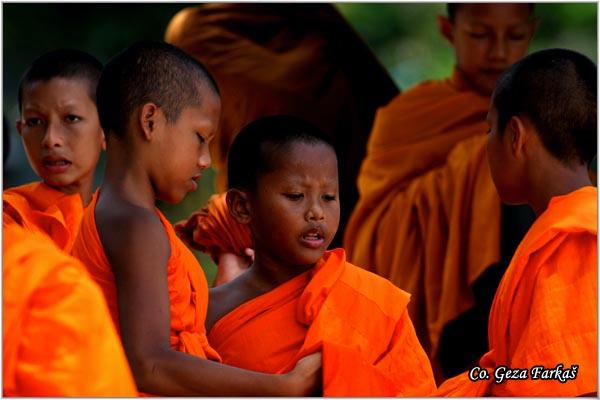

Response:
(176, 193), (252, 262)
(208, 248), (436, 396)
(3, 224), (137, 396)
(437, 186), (598, 396)
(71, 192), (220, 361)
(343, 69), (501, 365)
(3, 181), (84, 252)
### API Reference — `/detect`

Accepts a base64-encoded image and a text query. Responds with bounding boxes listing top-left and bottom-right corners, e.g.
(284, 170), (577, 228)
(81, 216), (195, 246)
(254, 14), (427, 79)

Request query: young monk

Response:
(343, 3), (537, 379)
(3, 49), (105, 252)
(71, 41), (320, 396)
(437, 48), (597, 396)
(204, 115), (436, 396)
(3, 223), (136, 396)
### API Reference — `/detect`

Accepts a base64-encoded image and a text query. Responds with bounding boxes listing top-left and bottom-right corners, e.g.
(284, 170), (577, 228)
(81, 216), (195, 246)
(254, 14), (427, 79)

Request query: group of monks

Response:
(3, 3), (597, 397)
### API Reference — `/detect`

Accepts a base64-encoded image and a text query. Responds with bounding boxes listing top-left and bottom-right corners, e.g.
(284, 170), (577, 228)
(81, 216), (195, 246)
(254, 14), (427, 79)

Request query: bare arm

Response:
(98, 205), (320, 396)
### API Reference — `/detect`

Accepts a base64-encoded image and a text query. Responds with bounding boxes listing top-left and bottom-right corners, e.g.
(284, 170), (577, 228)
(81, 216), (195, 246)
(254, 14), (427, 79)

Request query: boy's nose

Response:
(305, 202), (325, 221)
(489, 36), (508, 61)
(198, 148), (211, 170)
(41, 122), (64, 148)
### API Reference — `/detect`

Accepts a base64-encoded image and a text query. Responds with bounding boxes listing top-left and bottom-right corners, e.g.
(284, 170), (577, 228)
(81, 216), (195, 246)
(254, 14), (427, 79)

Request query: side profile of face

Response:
(248, 141), (340, 268)
(17, 77), (105, 194)
(150, 91), (221, 204)
(440, 4), (535, 96)
(486, 105), (526, 204)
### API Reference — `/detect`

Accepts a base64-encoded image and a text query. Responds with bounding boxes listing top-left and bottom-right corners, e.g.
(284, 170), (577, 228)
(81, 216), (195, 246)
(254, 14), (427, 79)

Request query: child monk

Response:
(437, 48), (597, 396)
(71, 41), (320, 396)
(3, 223), (136, 396)
(4, 49), (105, 252)
(343, 3), (537, 378)
(203, 115), (436, 396)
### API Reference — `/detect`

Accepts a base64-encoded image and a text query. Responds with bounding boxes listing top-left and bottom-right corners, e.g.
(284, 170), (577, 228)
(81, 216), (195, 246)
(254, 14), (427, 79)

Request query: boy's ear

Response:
(139, 103), (161, 141)
(437, 15), (454, 44)
(226, 189), (251, 224)
(15, 120), (22, 136)
(508, 116), (528, 158)
(100, 129), (107, 151)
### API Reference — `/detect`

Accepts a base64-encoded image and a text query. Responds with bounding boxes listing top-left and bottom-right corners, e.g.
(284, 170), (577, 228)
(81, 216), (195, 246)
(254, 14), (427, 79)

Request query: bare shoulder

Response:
(95, 196), (170, 277)
(206, 272), (256, 333)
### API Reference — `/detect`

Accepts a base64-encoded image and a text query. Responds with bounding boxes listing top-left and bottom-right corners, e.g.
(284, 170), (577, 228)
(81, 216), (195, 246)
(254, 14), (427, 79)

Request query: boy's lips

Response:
(299, 226), (326, 249)
(42, 156), (72, 174)
(190, 174), (201, 190)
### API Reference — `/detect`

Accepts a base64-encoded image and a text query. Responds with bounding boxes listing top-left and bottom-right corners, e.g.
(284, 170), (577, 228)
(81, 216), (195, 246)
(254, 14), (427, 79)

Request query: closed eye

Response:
(197, 132), (206, 144)
(283, 193), (303, 201)
(322, 194), (337, 202)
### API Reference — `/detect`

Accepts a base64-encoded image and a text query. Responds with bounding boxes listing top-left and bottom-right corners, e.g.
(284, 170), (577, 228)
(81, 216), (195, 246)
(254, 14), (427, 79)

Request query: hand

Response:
(282, 352), (322, 396)
(213, 249), (254, 286)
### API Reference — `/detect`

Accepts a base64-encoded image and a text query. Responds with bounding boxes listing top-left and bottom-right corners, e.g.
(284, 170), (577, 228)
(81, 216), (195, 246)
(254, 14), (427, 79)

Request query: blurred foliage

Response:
(3, 3), (597, 283)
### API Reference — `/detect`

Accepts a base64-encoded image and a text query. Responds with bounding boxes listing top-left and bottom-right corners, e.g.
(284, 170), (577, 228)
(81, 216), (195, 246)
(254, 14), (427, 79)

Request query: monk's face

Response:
(249, 141), (340, 268)
(151, 93), (221, 204)
(486, 105), (526, 204)
(17, 77), (104, 195)
(440, 4), (535, 95)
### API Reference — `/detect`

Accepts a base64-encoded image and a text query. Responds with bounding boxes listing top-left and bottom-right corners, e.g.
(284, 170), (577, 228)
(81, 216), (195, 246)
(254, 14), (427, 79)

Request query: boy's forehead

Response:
(21, 77), (95, 104)
(456, 3), (532, 24)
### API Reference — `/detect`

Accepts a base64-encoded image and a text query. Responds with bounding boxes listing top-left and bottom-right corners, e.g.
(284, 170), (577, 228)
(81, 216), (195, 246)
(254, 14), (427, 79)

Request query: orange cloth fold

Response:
(3, 224), (137, 396)
(437, 186), (597, 396)
(209, 248), (436, 396)
(344, 70), (501, 364)
(3, 181), (84, 252)
(176, 193), (252, 262)
(72, 192), (220, 361)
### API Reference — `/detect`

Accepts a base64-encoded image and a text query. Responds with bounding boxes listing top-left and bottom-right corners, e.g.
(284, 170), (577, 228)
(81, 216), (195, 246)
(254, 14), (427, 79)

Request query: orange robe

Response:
(437, 186), (597, 396)
(3, 224), (137, 396)
(209, 248), (436, 396)
(165, 4), (398, 245)
(72, 192), (220, 361)
(175, 193), (252, 263)
(343, 69), (501, 370)
(3, 181), (84, 252)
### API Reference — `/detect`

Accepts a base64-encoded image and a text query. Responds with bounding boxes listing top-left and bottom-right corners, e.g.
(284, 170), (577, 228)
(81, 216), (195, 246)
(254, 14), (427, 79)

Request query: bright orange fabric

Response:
(437, 186), (598, 396)
(71, 192), (220, 361)
(176, 193), (252, 262)
(3, 181), (84, 252)
(3, 224), (137, 396)
(209, 248), (436, 396)
(344, 69), (501, 364)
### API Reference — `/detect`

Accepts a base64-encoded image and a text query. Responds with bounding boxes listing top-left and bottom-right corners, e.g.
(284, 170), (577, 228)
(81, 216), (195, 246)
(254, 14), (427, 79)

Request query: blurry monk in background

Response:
(165, 3), (398, 256)
(438, 48), (597, 397)
(3, 50), (105, 252)
(4, 216), (135, 396)
(343, 3), (537, 380)
(205, 115), (436, 396)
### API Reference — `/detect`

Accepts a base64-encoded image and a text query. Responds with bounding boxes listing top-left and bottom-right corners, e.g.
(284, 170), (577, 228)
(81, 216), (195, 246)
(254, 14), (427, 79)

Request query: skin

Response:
(208, 141), (340, 333)
(17, 77), (105, 205)
(95, 87), (321, 396)
(486, 104), (591, 217)
(438, 3), (536, 96)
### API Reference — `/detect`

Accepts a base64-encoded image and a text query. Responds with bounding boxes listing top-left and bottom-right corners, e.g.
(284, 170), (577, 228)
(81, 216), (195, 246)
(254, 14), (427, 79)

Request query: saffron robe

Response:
(72, 192), (220, 361)
(3, 224), (137, 396)
(3, 181), (84, 252)
(209, 249), (436, 396)
(437, 186), (597, 396)
(343, 69), (501, 369)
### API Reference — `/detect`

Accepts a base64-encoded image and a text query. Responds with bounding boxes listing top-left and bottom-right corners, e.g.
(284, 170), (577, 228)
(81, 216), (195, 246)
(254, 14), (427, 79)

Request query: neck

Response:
(47, 176), (94, 206)
(527, 162), (591, 216)
(247, 250), (314, 293)
(101, 137), (156, 210)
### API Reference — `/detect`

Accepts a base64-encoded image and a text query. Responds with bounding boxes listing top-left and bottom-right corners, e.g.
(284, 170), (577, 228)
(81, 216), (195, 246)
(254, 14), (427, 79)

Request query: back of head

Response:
(96, 41), (219, 138)
(18, 49), (102, 113)
(493, 48), (597, 166)
(227, 115), (336, 190)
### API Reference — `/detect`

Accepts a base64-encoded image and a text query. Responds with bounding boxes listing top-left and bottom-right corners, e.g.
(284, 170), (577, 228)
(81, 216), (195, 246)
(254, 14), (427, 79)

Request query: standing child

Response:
(4, 50), (105, 252)
(72, 41), (320, 396)
(206, 115), (437, 396)
(437, 48), (597, 396)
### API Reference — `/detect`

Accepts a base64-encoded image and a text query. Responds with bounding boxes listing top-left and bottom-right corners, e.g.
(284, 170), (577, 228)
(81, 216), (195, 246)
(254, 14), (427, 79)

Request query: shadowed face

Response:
(153, 91), (221, 204)
(446, 4), (534, 95)
(17, 77), (104, 194)
(249, 141), (340, 268)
